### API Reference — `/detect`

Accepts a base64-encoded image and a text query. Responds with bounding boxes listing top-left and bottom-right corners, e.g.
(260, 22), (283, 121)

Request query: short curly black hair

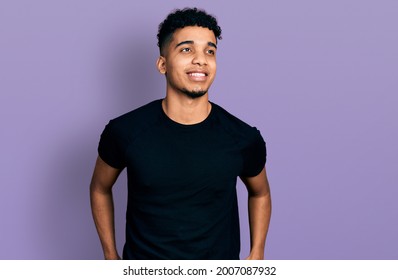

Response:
(157, 7), (222, 55)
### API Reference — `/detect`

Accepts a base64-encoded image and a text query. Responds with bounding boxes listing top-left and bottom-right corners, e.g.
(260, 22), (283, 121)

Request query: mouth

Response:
(187, 71), (209, 81)
(187, 71), (208, 76)
(189, 72), (206, 77)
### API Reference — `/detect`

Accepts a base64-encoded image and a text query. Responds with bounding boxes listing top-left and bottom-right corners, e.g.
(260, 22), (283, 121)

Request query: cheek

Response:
(167, 60), (187, 75)
(210, 58), (217, 70)
(210, 63), (217, 77)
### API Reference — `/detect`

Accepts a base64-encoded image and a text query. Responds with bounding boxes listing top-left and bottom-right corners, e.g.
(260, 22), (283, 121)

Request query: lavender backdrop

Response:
(1, 0), (397, 259)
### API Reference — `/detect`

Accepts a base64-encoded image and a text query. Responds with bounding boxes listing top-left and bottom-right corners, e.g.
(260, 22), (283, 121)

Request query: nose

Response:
(192, 51), (207, 66)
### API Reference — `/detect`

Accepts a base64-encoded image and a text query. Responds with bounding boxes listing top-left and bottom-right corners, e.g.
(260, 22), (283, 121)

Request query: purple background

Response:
(1, 0), (397, 259)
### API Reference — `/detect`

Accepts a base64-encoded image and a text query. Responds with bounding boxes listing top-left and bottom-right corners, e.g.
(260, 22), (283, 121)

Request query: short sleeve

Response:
(98, 121), (126, 169)
(240, 129), (267, 177)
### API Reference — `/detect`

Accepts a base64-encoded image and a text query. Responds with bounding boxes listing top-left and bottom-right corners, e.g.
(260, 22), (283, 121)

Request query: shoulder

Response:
(211, 102), (263, 141)
(211, 103), (267, 175)
(108, 99), (162, 128)
(105, 99), (162, 139)
(110, 99), (161, 125)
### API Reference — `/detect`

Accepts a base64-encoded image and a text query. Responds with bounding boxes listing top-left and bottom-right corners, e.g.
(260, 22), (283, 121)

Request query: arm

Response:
(240, 167), (272, 260)
(89, 156), (123, 260)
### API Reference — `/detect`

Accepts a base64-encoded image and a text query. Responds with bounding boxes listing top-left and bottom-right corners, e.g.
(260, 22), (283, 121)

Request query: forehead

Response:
(171, 26), (217, 45)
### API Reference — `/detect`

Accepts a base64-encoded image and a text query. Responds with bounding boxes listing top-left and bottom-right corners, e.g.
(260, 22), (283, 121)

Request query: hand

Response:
(245, 251), (264, 260)
(104, 253), (121, 260)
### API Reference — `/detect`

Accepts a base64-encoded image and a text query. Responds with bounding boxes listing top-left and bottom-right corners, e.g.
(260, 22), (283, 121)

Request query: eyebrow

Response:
(175, 40), (217, 49)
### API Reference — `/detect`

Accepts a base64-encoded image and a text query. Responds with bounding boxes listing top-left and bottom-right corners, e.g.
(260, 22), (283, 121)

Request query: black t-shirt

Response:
(98, 99), (266, 259)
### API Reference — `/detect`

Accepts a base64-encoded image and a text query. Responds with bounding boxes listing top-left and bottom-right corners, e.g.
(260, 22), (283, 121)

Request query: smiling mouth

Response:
(188, 72), (208, 77)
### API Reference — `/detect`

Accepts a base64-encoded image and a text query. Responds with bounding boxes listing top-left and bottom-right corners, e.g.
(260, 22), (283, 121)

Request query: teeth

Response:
(189, 73), (206, 77)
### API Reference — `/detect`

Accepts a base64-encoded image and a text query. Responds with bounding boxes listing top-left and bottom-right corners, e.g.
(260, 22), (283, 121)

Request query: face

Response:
(157, 26), (217, 99)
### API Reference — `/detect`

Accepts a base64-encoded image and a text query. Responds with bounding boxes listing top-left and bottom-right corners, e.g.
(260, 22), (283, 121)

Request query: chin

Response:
(181, 89), (208, 99)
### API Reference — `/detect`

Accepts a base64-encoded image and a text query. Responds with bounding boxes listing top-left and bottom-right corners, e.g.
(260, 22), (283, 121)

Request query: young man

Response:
(90, 7), (271, 260)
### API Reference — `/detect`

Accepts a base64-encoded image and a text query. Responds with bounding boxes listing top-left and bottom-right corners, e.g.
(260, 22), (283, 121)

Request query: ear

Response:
(156, 56), (166, 74)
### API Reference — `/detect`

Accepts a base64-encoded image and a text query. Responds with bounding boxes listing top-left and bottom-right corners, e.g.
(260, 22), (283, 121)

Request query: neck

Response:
(162, 93), (211, 125)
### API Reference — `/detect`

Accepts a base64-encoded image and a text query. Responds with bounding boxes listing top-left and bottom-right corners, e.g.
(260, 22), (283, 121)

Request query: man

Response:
(90, 7), (271, 260)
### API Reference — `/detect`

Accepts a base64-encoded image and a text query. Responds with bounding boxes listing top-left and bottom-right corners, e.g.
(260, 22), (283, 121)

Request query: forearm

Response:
(247, 192), (272, 259)
(90, 186), (119, 259)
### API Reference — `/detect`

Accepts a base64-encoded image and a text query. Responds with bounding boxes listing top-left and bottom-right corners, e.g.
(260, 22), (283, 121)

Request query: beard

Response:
(181, 88), (208, 99)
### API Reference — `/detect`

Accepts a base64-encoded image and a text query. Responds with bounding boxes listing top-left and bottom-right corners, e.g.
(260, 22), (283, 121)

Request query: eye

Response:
(207, 49), (216, 55)
(181, 47), (191, 53)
